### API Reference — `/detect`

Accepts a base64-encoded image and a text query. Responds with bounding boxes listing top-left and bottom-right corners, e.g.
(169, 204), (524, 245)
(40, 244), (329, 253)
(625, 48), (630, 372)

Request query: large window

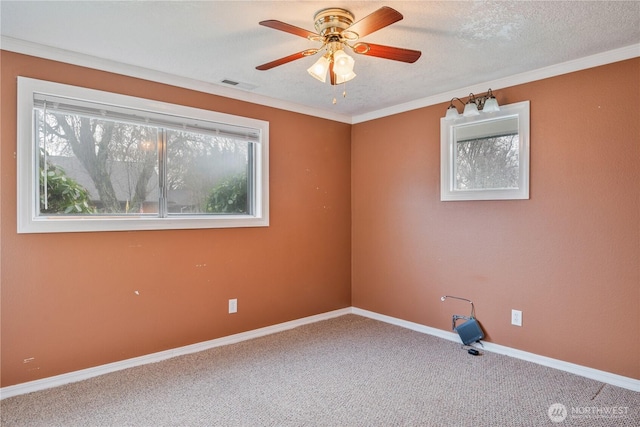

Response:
(17, 77), (269, 233)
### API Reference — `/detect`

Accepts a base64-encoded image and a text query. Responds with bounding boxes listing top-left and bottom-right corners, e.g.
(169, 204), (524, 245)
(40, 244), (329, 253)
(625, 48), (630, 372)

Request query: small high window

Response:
(17, 77), (269, 233)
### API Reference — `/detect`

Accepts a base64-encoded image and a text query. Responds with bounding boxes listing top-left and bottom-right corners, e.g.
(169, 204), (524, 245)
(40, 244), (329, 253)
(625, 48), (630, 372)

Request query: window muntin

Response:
(18, 77), (269, 233)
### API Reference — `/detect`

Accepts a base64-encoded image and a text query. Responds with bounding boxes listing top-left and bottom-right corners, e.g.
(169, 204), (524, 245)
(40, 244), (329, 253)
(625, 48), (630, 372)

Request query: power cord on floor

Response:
(462, 340), (483, 356)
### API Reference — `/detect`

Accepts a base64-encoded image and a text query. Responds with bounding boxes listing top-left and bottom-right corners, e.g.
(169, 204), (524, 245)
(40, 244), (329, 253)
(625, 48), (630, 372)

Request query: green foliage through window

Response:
(205, 172), (248, 214)
(39, 161), (96, 214)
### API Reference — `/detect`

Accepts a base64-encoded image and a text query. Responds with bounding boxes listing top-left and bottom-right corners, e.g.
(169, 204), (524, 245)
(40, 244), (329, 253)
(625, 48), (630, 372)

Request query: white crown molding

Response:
(3, 36), (638, 126)
(352, 43), (640, 124)
(2, 307), (638, 399)
(352, 307), (640, 392)
(0, 36), (352, 124)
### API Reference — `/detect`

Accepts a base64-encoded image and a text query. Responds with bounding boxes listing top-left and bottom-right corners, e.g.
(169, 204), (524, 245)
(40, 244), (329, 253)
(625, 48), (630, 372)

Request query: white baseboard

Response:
(352, 307), (640, 392)
(2, 306), (638, 399)
(0, 308), (351, 399)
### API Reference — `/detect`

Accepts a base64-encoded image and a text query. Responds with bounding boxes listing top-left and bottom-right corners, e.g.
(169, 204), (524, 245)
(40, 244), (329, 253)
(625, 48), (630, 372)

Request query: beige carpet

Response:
(1, 314), (638, 426)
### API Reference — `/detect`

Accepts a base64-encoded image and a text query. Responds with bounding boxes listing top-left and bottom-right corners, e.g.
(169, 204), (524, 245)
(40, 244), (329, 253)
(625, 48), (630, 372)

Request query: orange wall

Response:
(1, 51), (638, 388)
(0, 52), (352, 387)
(352, 58), (640, 379)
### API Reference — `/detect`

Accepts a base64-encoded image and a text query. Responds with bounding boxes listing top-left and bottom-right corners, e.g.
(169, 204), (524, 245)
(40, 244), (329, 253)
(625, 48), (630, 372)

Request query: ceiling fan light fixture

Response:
(332, 49), (355, 76)
(335, 70), (356, 84)
(307, 55), (330, 82)
(256, 6), (422, 101)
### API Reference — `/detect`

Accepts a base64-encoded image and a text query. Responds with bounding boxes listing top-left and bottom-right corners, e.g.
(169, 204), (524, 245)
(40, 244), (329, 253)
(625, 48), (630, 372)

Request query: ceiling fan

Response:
(256, 6), (422, 86)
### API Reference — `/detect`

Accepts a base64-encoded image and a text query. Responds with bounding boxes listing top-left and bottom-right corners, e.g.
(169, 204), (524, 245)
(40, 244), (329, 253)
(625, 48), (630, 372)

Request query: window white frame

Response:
(17, 77), (269, 233)
(441, 101), (530, 201)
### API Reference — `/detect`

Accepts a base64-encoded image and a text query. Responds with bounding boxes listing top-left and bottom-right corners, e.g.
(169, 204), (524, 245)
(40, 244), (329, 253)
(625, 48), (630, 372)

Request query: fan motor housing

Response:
(313, 8), (354, 37)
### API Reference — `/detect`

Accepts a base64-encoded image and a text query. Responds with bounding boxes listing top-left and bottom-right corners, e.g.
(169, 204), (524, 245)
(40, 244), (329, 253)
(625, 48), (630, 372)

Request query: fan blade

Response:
(256, 49), (318, 71)
(259, 20), (320, 40)
(352, 42), (421, 63)
(346, 6), (403, 39)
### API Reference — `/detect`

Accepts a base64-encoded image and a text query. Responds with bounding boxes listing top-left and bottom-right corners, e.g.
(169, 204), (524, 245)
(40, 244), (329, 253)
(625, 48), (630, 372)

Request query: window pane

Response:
(165, 129), (250, 215)
(455, 134), (519, 190)
(37, 109), (159, 215)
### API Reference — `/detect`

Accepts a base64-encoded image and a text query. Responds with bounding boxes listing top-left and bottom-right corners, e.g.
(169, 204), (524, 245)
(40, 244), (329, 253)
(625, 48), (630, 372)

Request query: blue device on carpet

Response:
(452, 315), (484, 345)
(440, 295), (485, 345)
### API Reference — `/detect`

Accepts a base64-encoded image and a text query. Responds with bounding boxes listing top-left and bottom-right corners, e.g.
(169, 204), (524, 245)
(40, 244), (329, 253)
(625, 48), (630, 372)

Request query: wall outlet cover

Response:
(229, 299), (238, 314)
(511, 309), (522, 326)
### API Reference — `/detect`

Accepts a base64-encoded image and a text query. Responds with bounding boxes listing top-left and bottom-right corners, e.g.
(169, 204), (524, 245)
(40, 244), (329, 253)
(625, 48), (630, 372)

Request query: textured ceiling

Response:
(2, 1), (639, 121)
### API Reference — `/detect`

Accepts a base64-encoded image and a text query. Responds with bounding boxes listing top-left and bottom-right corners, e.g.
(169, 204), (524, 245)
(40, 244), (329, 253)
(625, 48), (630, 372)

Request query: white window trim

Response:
(17, 77), (269, 233)
(440, 101), (530, 201)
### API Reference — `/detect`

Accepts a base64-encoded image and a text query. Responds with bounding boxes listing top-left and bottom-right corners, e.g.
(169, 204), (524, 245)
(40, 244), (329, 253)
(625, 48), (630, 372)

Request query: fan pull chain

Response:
(332, 82), (349, 105)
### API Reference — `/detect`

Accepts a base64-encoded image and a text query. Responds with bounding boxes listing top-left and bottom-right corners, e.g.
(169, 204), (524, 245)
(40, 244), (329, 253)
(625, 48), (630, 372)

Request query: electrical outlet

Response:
(511, 309), (522, 326)
(228, 298), (237, 314)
